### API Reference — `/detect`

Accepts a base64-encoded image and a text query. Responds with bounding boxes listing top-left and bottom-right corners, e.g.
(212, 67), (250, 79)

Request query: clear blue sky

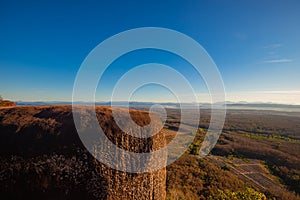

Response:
(0, 0), (299, 104)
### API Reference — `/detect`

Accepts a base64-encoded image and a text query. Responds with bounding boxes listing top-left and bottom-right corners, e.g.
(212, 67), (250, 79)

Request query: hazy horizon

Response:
(8, 91), (300, 106)
(13, 99), (300, 106)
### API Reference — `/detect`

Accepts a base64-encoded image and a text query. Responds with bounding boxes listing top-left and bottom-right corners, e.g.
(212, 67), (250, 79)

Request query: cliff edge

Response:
(0, 105), (166, 200)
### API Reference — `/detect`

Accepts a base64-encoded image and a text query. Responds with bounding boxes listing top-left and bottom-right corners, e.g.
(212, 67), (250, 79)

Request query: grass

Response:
(240, 132), (300, 143)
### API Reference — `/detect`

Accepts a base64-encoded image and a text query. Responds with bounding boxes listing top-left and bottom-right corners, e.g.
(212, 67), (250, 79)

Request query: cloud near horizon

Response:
(225, 90), (300, 105)
(263, 43), (282, 49)
(263, 59), (293, 63)
(178, 90), (300, 105)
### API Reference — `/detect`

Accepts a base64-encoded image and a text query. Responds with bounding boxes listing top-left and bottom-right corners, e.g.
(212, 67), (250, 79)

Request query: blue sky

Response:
(0, 0), (299, 104)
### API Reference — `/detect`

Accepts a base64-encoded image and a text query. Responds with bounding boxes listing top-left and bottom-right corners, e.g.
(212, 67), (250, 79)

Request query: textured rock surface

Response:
(0, 105), (166, 200)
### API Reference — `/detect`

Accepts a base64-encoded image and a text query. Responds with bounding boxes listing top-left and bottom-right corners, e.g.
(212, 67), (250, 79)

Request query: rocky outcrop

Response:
(0, 99), (16, 107)
(0, 105), (166, 200)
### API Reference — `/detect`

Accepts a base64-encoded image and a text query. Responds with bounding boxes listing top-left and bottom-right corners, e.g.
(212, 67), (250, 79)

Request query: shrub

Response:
(209, 187), (267, 200)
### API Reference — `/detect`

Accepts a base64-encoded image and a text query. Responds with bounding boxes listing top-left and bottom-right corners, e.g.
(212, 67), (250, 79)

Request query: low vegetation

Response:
(164, 108), (300, 200)
(209, 187), (267, 200)
(166, 153), (252, 199)
(0, 96), (16, 107)
(0, 106), (299, 199)
(0, 150), (104, 199)
(213, 131), (300, 195)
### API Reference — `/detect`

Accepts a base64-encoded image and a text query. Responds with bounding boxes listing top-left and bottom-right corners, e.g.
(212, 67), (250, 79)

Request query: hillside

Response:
(1, 106), (299, 199)
(0, 105), (166, 200)
(0, 97), (16, 107)
(163, 108), (300, 200)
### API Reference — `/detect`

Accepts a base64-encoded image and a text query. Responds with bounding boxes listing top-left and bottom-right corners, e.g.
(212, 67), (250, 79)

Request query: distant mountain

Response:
(16, 101), (300, 112)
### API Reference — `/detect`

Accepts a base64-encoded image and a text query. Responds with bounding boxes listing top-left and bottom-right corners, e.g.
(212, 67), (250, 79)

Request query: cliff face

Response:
(0, 106), (166, 200)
